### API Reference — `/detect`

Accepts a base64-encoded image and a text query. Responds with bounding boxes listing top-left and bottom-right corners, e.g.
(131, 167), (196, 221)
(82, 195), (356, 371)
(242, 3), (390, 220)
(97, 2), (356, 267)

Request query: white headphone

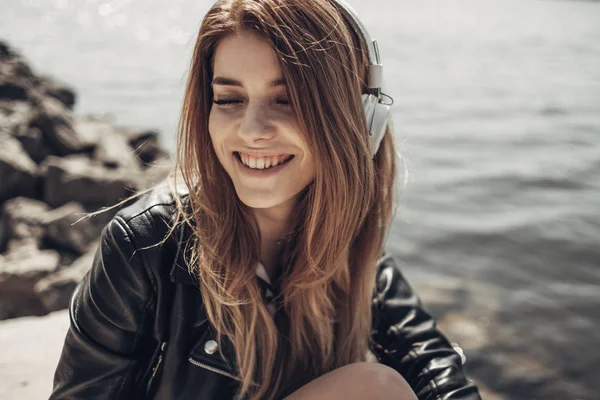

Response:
(332, 0), (394, 158)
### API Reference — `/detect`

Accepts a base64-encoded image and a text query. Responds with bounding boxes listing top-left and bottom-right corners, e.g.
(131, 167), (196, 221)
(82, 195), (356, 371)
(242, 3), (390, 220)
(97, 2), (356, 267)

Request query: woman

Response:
(51, 0), (482, 399)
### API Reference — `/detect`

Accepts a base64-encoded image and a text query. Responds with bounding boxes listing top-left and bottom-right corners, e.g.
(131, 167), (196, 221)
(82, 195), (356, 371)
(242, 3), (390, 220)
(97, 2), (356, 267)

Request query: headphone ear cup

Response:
(362, 94), (390, 157)
(370, 102), (390, 156)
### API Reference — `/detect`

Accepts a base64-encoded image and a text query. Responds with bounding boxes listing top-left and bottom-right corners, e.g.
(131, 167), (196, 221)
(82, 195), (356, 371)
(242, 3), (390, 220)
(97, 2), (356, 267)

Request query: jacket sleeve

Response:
(50, 216), (157, 399)
(370, 253), (482, 400)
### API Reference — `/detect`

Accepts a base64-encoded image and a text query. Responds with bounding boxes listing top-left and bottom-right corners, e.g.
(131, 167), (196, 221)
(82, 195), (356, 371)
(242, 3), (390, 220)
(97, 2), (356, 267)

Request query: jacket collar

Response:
(168, 224), (276, 294)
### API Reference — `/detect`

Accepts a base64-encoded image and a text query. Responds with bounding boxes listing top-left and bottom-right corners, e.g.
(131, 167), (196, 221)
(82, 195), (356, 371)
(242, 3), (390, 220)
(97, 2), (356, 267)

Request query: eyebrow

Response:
(211, 76), (286, 88)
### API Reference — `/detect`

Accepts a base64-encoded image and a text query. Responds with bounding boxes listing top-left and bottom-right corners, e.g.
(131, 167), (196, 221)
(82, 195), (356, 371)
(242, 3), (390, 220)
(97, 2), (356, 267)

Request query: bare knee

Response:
(283, 362), (417, 400)
(337, 362), (417, 400)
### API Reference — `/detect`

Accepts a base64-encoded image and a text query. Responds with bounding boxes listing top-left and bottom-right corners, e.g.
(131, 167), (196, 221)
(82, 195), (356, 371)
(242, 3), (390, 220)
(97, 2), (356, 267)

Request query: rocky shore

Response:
(0, 40), (171, 321)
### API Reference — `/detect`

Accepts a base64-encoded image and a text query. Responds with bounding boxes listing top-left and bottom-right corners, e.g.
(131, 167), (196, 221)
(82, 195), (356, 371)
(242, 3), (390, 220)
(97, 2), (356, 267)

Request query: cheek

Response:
(208, 110), (233, 141)
(300, 142), (316, 177)
(208, 110), (217, 141)
(208, 112), (224, 156)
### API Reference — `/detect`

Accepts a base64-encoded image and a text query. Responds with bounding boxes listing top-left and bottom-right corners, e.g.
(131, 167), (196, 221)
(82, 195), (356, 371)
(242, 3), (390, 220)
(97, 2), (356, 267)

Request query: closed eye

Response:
(213, 99), (241, 105)
(212, 98), (290, 106)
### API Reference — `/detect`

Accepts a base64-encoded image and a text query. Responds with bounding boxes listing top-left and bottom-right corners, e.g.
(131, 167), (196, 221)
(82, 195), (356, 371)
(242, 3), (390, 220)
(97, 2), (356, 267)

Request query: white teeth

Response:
(238, 152), (291, 170)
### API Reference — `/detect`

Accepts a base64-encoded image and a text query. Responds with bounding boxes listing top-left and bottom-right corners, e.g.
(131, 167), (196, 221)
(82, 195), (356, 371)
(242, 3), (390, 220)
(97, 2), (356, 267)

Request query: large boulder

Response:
(94, 129), (143, 170)
(0, 100), (33, 136)
(35, 249), (95, 313)
(124, 129), (169, 166)
(43, 155), (137, 208)
(0, 41), (35, 79)
(43, 202), (99, 254)
(0, 243), (60, 319)
(38, 75), (76, 109)
(0, 134), (39, 202)
(28, 97), (87, 156)
(0, 101), (46, 164)
(0, 41), (12, 59)
(0, 212), (7, 253)
(0, 197), (49, 251)
(72, 115), (112, 150)
(0, 78), (29, 101)
(14, 126), (52, 164)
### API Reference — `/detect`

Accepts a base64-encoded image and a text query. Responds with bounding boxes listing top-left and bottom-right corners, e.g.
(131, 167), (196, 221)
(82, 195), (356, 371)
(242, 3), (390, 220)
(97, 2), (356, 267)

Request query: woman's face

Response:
(208, 30), (315, 213)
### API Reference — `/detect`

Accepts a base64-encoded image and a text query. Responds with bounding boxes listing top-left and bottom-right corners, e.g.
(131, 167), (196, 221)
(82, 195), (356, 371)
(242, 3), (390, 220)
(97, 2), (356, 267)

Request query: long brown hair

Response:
(171, 0), (399, 398)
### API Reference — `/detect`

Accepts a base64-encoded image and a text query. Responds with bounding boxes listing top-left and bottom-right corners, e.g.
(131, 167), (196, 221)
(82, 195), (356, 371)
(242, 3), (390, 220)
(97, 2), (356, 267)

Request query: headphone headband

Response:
(331, 0), (383, 90)
(331, 0), (393, 157)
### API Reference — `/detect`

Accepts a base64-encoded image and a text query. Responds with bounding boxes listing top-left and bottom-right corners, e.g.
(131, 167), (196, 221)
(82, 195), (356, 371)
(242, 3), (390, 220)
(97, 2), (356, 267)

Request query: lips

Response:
(236, 151), (293, 159)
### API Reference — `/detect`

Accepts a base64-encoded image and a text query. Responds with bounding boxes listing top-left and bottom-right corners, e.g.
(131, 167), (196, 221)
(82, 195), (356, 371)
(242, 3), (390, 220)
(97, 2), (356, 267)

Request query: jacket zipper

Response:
(187, 357), (240, 381)
(146, 341), (168, 395)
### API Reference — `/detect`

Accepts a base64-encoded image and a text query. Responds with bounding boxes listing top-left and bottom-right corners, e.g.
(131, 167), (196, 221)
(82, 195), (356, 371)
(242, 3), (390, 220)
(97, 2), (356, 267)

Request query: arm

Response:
(50, 217), (157, 399)
(370, 253), (482, 400)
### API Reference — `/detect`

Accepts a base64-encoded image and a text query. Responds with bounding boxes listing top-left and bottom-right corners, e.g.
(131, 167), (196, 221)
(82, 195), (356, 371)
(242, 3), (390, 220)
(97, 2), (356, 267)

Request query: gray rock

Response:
(43, 155), (137, 208)
(0, 213), (7, 253)
(35, 249), (95, 313)
(0, 99), (35, 137)
(15, 126), (52, 164)
(3, 58), (35, 81)
(0, 243), (59, 319)
(0, 42), (34, 79)
(72, 116), (111, 149)
(38, 75), (76, 109)
(94, 129), (142, 170)
(0, 134), (39, 202)
(124, 129), (169, 166)
(43, 202), (99, 254)
(0, 78), (29, 101)
(28, 97), (86, 156)
(0, 41), (11, 59)
(1, 197), (49, 250)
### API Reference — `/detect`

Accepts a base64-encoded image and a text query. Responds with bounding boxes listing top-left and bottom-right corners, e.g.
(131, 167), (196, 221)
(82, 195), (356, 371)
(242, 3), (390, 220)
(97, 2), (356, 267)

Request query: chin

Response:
(235, 190), (297, 210)
(237, 195), (283, 209)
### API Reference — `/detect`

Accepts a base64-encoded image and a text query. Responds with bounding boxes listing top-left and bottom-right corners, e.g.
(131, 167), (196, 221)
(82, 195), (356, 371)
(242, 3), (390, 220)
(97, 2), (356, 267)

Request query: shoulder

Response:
(107, 180), (190, 247)
(98, 180), (191, 286)
(374, 252), (420, 305)
(115, 180), (189, 227)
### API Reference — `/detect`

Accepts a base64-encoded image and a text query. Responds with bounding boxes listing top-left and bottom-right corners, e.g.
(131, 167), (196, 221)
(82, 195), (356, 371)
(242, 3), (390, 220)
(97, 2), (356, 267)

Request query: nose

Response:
(239, 102), (276, 142)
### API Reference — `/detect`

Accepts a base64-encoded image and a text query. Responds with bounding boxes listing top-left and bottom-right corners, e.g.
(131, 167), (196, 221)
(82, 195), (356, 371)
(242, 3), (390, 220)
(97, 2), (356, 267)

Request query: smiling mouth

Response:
(234, 152), (295, 170)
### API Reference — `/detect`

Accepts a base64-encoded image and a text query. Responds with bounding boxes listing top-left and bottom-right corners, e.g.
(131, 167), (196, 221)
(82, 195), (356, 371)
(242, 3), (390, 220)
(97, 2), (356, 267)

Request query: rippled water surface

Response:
(1, 0), (599, 398)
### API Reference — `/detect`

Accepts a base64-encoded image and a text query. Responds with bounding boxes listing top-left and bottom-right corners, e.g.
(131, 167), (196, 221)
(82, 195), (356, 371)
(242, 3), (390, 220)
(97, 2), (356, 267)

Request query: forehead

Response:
(212, 31), (284, 87)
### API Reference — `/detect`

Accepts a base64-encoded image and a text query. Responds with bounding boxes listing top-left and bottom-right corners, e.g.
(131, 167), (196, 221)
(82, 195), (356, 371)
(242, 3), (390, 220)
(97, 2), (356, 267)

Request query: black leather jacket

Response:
(50, 184), (482, 400)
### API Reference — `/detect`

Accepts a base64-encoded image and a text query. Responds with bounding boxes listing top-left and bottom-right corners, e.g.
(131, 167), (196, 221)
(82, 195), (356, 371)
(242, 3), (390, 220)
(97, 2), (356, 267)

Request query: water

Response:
(1, 0), (599, 398)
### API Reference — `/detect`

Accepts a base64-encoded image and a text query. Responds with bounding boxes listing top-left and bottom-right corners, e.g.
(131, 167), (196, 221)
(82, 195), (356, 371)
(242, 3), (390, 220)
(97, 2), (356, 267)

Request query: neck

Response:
(253, 199), (297, 282)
